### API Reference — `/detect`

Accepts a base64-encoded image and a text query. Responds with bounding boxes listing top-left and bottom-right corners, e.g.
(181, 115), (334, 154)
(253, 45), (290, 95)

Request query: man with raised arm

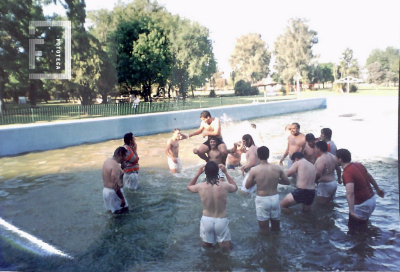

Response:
(279, 123), (306, 169)
(189, 111), (228, 163)
(226, 141), (246, 171)
(102, 147), (129, 214)
(314, 141), (342, 203)
(280, 152), (317, 213)
(165, 128), (189, 173)
(187, 161), (238, 250)
(336, 148), (385, 230)
(245, 146), (290, 231)
(303, 133), (318, 164)
(240, 134), (260, 194)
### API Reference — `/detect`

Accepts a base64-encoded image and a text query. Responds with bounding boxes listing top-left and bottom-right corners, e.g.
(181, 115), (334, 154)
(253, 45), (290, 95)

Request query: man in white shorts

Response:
(245, 146), (290, 230)
(240, 134), (260, 194)
(187, 161), (237, 250)
(165, 128), (188, 173)
(314, 141), (342, 203)
(102, 147), (129, 214)
(336, 149), (385, 231)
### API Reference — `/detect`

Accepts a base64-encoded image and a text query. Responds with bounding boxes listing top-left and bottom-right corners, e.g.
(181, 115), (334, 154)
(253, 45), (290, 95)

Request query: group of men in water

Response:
(102, 110), (385, 250)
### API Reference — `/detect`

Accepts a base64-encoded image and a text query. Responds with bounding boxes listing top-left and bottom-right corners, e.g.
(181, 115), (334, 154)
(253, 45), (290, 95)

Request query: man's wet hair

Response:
(292, 122), (300, 129)
(257, 146), (269, 160)
(291, 152), (304, 161)
(124, 132), (134, 145)
(242, 134), (255, 147)
(251, 123), (256, 129)
(336, 149), (351, 163)
(114, 146), (127, 158)
(173, 128), (180, 133)
(204, 161), (220, 186)
(305, 133), (316, 142)
(200, 110), (211, 118)
(315, 141), (328, 152)
(322, 128), (332, 139)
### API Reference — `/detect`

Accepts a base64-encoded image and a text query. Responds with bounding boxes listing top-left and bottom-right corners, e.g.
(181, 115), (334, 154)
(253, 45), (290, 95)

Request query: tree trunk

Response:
(191, 85), (194, 98)
(102, 93), (108, 104)
(180, 81), (186, 100)
(29, 81), (37, 106)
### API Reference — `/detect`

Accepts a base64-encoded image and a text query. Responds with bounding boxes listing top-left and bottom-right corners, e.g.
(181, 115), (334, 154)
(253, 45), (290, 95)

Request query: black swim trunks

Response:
(292, 188), (315, 206)
(203, 138), (225, 150)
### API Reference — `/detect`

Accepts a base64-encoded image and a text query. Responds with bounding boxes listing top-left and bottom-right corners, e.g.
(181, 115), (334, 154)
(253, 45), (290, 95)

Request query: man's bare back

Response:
(247, 162), (290, 196)
(315, 153), (340, 183)
(102, 158), (124, 189)
(286, 158), (316, 189)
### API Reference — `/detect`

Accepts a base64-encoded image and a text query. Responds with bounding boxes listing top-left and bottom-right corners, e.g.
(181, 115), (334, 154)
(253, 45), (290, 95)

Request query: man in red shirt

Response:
(336, 149), (385, 230)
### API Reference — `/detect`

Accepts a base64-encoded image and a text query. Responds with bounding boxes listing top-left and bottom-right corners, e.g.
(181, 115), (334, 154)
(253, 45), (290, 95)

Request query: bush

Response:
(209, 89), (216, 97)
(249, 86), (259, 95)
(350, 84), (358, 93)
(280, 86), (287, 95)
(234, 80), (252, 96)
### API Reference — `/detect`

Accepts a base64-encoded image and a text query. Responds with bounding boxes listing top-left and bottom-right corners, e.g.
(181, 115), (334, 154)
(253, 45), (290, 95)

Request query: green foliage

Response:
(229, 33), (271, 83)
(366, 47), (399, 84)
(350, 84), (358, 93)
(209, 90), (216, 97)
(366, 62), (386, 90)
(234, 80), (253, 96)
(280, 86), (287, 95)
(274, 18), (318, 85)
(250, 86), (259, 95)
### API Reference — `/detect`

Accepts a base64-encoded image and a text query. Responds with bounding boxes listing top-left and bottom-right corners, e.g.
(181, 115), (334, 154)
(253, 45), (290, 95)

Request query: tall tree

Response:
(274, 18), (318, 89)
(229, 33), (270, 83)
(366, 62), (385, 91)
(115, 17), (172, 101)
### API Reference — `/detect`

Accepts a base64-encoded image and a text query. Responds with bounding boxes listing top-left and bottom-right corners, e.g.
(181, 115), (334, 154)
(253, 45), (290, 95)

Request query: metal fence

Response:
(0, 94), (296, 125)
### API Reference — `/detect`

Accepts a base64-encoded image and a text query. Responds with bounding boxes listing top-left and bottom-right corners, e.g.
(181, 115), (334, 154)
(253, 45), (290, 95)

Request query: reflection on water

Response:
(0, 96), (398, 271)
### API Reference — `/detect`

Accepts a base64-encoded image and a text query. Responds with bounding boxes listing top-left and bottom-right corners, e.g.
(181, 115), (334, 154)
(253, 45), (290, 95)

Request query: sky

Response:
(43, 0), (400, 78)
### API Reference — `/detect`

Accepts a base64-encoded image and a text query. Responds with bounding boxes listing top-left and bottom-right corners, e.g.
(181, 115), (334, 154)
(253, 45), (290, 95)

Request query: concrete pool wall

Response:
(0, 98), (326, 156)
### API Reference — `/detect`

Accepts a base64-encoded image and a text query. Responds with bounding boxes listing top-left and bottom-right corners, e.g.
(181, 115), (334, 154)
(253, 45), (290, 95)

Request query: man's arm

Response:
(179, 133), (189, 140)
(345, 183), (362, 219)
(189, 124), (204, 138)
(187, 165), (205, 193)
(335, 161), (342, 184)
(219, 164), (238, 192)
(112, 166), (126, 207)
(299, 140), (306, 153)
(202, 118), (221, 137)
(279, 169), (291, 185)
(242, 149), (257, 173)
(285, 162), (298, 177)
(227, 143), (238, 154)
(279, 142), (290, 165)
(245, 168), (256, 189)
(367, 172), (385, 198)
(314, 159), (324, 182)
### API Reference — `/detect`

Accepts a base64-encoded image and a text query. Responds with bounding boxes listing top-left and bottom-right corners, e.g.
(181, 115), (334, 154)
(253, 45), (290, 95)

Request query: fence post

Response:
(78, 106), (81, 119)
(220, 97), (222, 106)
(31, 108), (34, 123)
(117, 103), (119, 116)
(200, 98), (202, 108)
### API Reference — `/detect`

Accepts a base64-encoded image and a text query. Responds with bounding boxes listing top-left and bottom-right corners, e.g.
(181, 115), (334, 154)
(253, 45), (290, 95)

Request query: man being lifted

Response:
(189, 111), (228, 164)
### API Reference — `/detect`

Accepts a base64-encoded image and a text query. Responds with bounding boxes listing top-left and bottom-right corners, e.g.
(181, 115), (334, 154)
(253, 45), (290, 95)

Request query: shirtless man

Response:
(250, 123), (264, 146)
(245, 146), (290, 231)
(189, 111), (228, 163)
(319, 128), (337, 156)
(102, 147), (129, 214)
(303, 133), (318, 164)
(280, 152), (317, 212)
(204, 137), (238, 180)
(279, 123), (306, 169)
(187, 161), (238, 250)
(165, 128), (189, 173)
(314, 141), (342, 203)
(240, 134), (260, 194)
(226, 141), (246, 171)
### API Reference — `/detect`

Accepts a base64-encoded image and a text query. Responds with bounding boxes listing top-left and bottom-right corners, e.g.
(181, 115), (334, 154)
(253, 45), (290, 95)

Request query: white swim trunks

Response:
(317, 180), (337, 198)
(123, 172), (139, 190)
(103, 187), (129, 213)
(241, 173), (257, 194)
(200, 215), (231, 244)
(255, 194), (281, 221)
(168, 157), (182, 171)
(354, 195), (376, 220)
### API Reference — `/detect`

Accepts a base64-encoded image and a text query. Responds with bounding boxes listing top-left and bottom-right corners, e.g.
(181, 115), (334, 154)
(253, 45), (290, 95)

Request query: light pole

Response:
(0, 76), (4, 114)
